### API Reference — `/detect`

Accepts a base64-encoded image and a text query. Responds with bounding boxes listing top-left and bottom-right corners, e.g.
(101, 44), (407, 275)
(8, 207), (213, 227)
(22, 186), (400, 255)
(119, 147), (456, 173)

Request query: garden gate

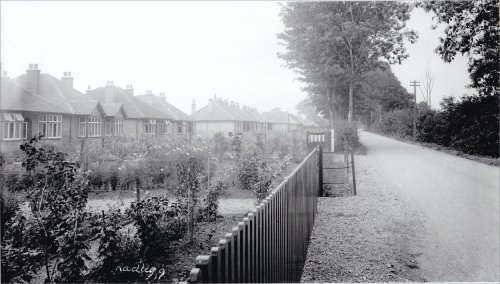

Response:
(185, 148), (321, 283)
(306, 131), (331, 152)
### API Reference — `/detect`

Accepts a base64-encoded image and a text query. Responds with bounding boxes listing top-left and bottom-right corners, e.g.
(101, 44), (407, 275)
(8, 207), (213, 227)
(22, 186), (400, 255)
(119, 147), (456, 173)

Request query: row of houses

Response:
(0, 64), (320, 152)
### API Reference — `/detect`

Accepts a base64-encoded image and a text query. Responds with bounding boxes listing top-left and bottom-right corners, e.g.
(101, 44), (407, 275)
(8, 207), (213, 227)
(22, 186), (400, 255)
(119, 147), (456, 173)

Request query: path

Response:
(302, 130), (499, 282)
(358, 131), (499, 281)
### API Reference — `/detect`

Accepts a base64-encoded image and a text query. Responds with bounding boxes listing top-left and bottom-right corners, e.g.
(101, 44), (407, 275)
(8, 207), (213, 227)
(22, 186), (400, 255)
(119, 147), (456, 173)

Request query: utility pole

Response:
(410, 80), (420, 141)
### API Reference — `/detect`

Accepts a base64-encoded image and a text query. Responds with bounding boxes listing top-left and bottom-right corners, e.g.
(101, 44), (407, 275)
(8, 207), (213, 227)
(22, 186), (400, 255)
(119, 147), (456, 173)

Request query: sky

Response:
(1, 1), (473, 115)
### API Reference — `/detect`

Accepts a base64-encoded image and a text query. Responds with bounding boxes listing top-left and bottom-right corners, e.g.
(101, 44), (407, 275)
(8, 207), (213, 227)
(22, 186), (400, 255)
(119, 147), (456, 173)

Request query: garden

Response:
(0, 130), (307, 283)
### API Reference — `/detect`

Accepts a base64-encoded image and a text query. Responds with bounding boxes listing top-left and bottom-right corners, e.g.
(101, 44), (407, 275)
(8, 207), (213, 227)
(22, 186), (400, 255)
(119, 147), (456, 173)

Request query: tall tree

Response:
(278, 2), (417, 122)
(419, 67), (435, 107)
(420, 0), (499, 97)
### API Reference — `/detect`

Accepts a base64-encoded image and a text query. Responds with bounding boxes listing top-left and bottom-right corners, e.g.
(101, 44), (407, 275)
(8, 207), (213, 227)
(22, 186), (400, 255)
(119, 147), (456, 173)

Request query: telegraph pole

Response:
(410, 80), (420, 141)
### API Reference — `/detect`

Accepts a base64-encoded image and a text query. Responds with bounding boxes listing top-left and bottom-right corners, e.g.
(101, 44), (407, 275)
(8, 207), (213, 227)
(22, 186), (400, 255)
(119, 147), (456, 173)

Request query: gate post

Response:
(318, 146), (323, 197)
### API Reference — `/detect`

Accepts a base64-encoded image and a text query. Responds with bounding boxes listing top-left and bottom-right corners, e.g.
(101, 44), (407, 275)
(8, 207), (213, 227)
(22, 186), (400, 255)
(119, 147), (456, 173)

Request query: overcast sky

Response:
(1, 1), (473, 115)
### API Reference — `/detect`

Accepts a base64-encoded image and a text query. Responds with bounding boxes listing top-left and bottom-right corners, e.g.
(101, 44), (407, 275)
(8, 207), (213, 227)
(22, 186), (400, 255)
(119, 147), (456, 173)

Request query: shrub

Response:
(213, 132), (229, 155)
(198, 180), (224, 222)
(237, 151), (261, 191)
(0, 189), (19, 240)
(127, 196), (187, 260)
(1, 212), (44, 283)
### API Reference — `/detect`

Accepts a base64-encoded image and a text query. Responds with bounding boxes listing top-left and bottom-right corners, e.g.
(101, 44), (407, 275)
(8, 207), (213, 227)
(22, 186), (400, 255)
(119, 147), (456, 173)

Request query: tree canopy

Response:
(420, 0), (499, 97)
(278, 2), (417, 122)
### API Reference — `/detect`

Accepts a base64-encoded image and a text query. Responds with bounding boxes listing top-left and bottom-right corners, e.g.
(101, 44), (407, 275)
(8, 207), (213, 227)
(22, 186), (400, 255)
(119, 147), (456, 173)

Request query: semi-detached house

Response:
(86, 84), (193, 140)
(0, 64), (127, 153)
(190, 97), (270, 137)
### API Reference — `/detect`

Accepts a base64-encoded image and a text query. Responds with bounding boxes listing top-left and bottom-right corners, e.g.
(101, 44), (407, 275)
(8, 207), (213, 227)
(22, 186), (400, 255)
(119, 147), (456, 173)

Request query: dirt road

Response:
(359, 131), (499, 282)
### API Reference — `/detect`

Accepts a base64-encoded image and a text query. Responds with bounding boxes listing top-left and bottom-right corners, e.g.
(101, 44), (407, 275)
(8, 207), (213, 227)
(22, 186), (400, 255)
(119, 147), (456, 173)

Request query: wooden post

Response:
(224, 233), (233, 283)
(318, 146), (323, 197)
(242, 217), (250, 283)
(135, 182), (140, 202)
(189, 268), (203, 283)
(231, 227), (239, 282)
(195, 255), (211, 283)
(218, 239), (227, 283)
(351, 146), (357, 196)
(237, 222), (245, 283)
(210, 247), (220, 283)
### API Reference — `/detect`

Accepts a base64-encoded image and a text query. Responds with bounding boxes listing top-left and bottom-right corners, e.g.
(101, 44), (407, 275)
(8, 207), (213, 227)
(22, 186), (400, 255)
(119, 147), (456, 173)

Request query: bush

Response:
(198, 180), (224, 222)
(0, 189), (19, 240)
(127, 196), (187, 261)
(237, 151), (261, 190)
(374, 94), (499, 158)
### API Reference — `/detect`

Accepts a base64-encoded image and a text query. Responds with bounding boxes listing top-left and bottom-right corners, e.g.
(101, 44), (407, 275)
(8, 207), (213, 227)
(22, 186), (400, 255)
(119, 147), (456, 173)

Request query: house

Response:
(0, 75), (71, 152)
(262, 109), (304, 134)
(2, 64), (128, 152)
(86, 84), (180, 140)
(135, 92), (193, 140)
(190, 97), (268, 137)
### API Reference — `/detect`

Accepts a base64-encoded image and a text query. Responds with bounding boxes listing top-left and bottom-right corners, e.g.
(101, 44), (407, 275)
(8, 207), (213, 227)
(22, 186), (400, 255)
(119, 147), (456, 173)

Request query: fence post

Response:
(224, 233), (233, 283)
(189, 268), (203, 283)
(195, 255), (211, 283)
(237, 222), (246, 283)
(351, 146), (357, 196)
(218, 239), (228, 283)
(318, 146), (323, 197)
(210, 247), (220, 283)
(247, 212), (256, 283)
(231, 227), (240, 282)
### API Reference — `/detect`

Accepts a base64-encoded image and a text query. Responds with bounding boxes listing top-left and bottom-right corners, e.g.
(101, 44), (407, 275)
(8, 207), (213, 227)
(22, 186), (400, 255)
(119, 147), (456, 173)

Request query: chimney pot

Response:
(26, 64), (41, 95)
(61, 71), (74, 88)
(191, 99), (196, 114)
(208, 98), (214, 113)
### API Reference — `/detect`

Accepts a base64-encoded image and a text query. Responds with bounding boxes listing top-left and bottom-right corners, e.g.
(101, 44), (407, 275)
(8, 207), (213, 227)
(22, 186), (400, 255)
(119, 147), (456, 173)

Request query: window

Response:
(113, 118), (124, 136)
(158, 120), (169, 135)
(78, 117), (86, 137)
(1, 113), (28, 141)
(177, 122), (183, 134)
(38, 115), (62, 138)
(105, 118), (113, 136)
(88, 116), (101, 137)
(144, 119), (156, 134)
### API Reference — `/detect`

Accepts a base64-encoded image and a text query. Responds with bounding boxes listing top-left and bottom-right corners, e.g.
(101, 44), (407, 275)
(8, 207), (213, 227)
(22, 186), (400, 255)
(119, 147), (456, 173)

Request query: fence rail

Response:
(187, 148), (321, 283)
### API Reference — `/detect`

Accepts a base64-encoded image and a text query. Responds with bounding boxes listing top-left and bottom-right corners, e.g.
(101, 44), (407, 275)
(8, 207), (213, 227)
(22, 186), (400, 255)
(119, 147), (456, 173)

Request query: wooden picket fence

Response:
(187, 148), (321, 283)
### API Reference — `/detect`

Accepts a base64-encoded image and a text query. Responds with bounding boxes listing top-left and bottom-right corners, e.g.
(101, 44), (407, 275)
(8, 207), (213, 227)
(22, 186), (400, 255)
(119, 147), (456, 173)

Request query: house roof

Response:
(87, 86), (145, 119)
(190, 99), (267, 122)
(135, 94), (191, 121)
(262, 110), (303, 125)
(10, 73), (108, 116)
(87, 86), (172, 120)
(1, 77), (71, 114)
(70, 100), (104, 115)
(101, 103), (127, 117)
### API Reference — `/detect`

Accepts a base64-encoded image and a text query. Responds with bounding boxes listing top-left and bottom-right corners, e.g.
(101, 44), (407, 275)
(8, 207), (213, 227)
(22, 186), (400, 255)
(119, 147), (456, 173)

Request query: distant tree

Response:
(419, 67), (435, 107)
(278, 2), (417, 122)
(420, 0), (499, 97)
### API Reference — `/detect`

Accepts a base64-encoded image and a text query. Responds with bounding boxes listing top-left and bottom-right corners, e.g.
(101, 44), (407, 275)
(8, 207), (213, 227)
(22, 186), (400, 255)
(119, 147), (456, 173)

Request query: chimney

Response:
(146, 90), (153, 95)
(2, 71), (9, 79)
(26, 63), (41, 95)
(191, 99), (196, 114)
(61, 71), (74, 88)
(208, 98), (214, 113)
(124, 84), (134, 96)
(104, 81), (115, 103)
(86, 85), (91, 94)
(158, 93), (166, 103)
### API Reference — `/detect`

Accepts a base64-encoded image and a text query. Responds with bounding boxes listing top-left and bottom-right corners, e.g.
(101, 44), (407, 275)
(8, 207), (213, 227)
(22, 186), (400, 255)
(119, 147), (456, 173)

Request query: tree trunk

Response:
(348, 81), (354, 122)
